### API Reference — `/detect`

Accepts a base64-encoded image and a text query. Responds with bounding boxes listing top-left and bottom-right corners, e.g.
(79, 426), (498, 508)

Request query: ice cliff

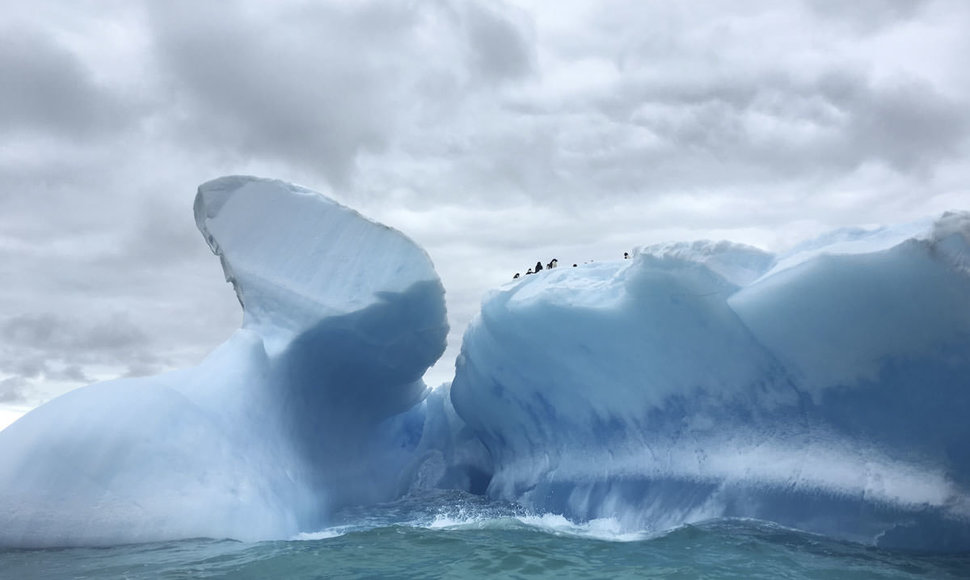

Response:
(1, 175), (968, 551)
(0, 176), (447, 546)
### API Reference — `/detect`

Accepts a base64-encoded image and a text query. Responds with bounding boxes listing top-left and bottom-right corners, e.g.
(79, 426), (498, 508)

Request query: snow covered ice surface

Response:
(0, 176), (448, 546)
(0, 176), (968, 552)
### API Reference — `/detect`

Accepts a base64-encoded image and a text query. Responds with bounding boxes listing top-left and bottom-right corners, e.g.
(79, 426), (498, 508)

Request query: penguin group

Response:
(513, 252), (631, 279)
(513, 258), (557, 279)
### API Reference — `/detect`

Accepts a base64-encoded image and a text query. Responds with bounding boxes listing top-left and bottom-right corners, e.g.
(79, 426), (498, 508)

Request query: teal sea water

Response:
(2, 492), (968, 579)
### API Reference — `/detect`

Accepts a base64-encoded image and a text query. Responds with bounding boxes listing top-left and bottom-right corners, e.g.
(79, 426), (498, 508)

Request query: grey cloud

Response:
(354, 0), (968, 212)
(843, 78), (969, 172)
(117, 198), (210, 268)
(0, 28), (136, 139)
(460, 1), (535, 82)
(805, 0), (930, 30)
(147, 0), (535, 187)
(10, 358), (47, 380)
(1, 314), (58, 347)
(747, 72), (970, 174)
(148, 2), (404, 184)
(0, 310), (172, 404)
(80, 316), (151, 352)
(49, 364), (89, 383)
(0, 312), (150, 354)
(578, 68), (970, 193)
(0, 377), (29, 404)
(123, 355), (167, 379)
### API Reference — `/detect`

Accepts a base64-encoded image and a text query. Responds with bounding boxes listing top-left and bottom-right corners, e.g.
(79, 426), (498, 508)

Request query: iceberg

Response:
(450, 212), (970, 551)
(0, 176), (448, 546)
(1, 174), (967, 552)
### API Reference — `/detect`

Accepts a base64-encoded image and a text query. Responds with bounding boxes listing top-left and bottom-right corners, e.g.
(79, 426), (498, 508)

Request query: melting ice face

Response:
(0, 175), (968, 552)
(0, 176), (448, 546)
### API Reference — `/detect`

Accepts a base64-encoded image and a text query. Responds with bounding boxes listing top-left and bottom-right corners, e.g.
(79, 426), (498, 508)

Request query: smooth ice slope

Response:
(0, 176), (448, 547)
(451, 213), (970, 551)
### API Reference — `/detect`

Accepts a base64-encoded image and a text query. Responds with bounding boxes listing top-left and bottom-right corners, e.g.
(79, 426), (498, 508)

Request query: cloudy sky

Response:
(2, 0), (969, 428)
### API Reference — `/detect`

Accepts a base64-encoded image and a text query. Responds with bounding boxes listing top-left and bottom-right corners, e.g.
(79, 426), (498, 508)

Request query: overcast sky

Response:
(2, 0), (969, 428)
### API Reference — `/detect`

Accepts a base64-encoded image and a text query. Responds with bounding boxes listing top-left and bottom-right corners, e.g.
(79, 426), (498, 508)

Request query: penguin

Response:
(547, 258), (558, 269)
(513, 273), (520, 279)
(624, 252), (630, 259)
(535, 261), (543, 272)
(526, 268), (534, 275)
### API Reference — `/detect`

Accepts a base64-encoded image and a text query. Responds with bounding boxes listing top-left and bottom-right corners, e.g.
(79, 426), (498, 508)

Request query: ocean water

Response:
(2, 491), (968, 579)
